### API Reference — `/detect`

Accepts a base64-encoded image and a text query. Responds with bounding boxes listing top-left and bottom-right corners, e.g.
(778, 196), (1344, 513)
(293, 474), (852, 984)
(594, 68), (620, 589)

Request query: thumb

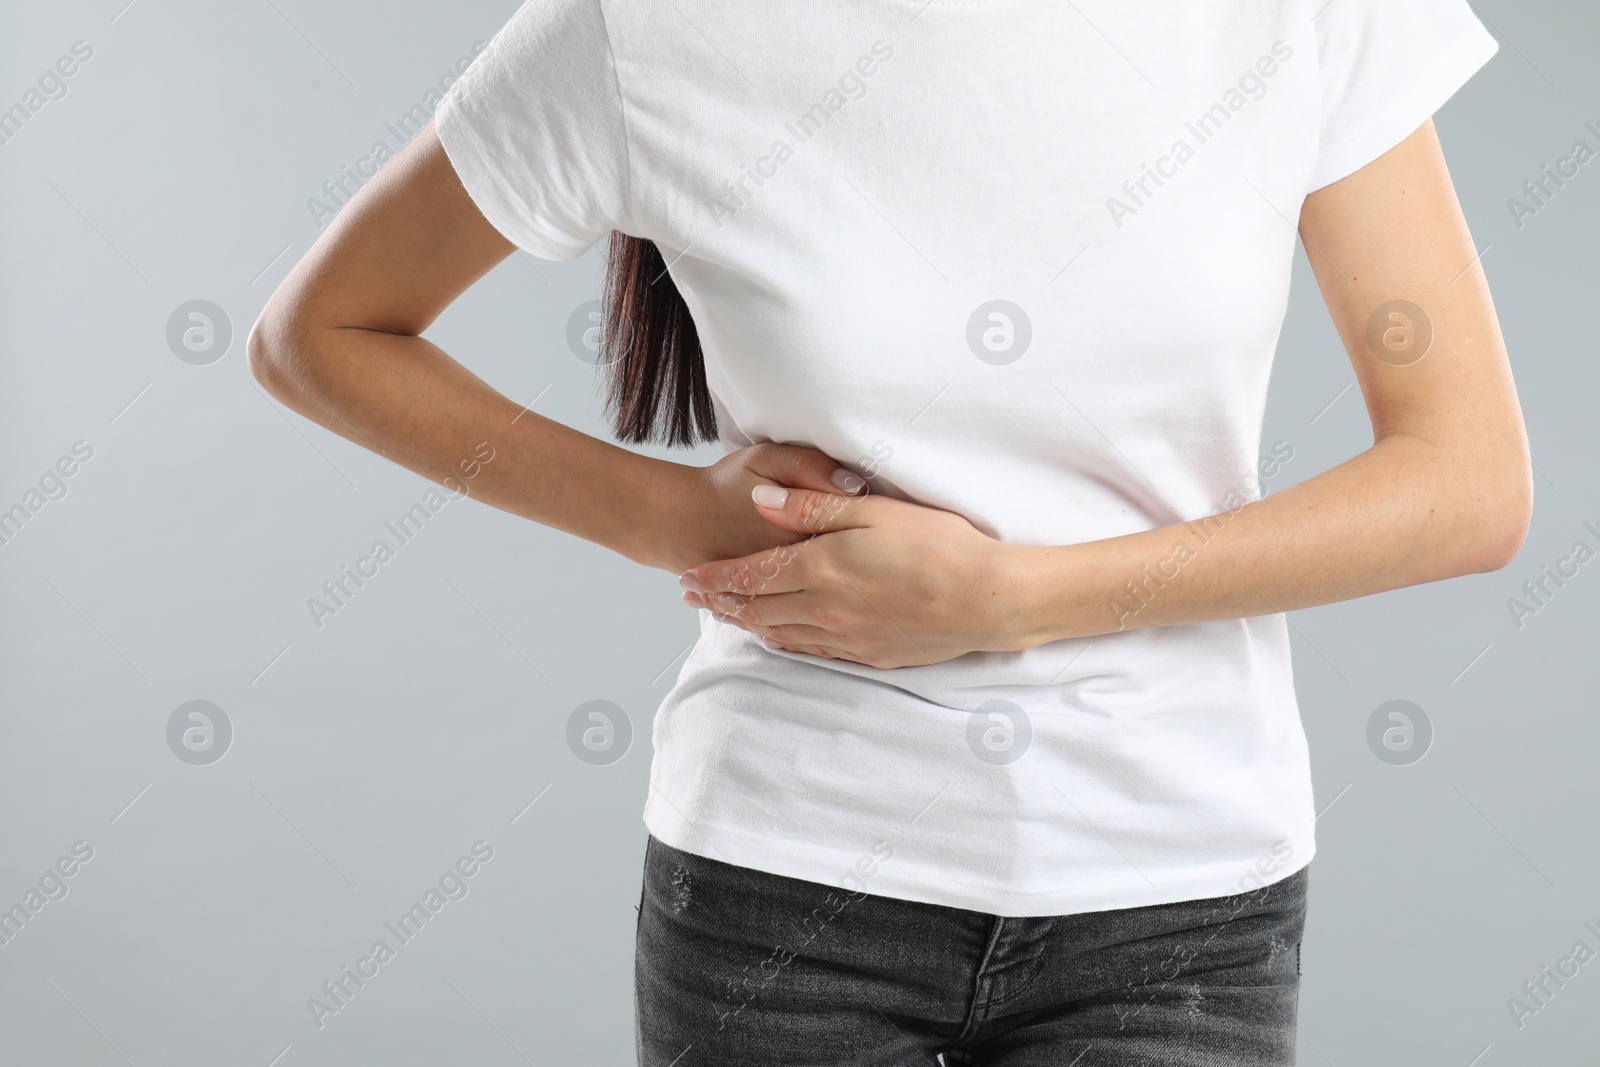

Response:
(750, 444), (868, 496)
(751, 484), (875, 535)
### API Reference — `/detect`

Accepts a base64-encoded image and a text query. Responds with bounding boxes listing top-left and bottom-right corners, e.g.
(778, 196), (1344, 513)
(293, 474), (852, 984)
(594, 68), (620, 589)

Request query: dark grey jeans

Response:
(636, 836), (1308, 1066)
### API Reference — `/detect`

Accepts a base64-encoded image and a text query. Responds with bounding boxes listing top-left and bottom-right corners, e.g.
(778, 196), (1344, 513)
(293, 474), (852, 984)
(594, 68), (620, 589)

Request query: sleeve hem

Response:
(1307, 23), (1498, 193)
(433, 90), (599, 263)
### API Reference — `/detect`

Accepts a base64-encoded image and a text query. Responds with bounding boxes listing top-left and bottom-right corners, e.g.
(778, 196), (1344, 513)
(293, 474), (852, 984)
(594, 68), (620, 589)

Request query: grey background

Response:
(1, 0), (1595, 1063)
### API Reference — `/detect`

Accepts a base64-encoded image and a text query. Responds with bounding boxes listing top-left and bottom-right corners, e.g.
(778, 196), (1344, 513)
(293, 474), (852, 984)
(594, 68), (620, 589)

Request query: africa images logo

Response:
(707, 40), (894, 226)
(1107, 40), (1294, 228)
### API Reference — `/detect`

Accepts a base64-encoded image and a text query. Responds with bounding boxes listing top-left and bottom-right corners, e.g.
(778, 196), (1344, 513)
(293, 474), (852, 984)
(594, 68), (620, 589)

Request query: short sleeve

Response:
(1309, 0), (1498, 192)
(434, 0), (630, 260)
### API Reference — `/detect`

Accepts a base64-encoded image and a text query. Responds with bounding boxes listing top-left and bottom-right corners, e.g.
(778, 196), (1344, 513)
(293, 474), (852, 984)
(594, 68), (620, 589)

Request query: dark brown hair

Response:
(600, 232), (717, 446)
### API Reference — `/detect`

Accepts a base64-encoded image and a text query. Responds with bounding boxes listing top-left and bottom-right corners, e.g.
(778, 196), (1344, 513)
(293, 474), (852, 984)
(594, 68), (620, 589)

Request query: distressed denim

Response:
(636, 836), (1308, 1066)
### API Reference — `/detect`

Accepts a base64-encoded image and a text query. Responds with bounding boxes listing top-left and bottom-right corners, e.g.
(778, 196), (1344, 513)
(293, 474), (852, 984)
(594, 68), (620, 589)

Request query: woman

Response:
(250, 0), (1531, 1062)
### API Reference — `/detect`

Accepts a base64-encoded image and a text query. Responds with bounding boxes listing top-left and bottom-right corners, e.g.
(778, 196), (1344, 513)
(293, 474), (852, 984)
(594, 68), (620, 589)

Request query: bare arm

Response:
(249, 123), (856, 575)
(1002, 118), (1533, 644)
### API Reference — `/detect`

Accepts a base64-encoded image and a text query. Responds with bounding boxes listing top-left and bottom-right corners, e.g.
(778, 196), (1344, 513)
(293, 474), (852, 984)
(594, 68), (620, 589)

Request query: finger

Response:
(760, 622), (845, 647)
(702, 604), (849, 655)
(682, 539), (813, 597)
(690, 596), (823, 642)
(761, 637), (844, 660)
(683, 590), (815, 637)
(696, 590), (835, 633)
(752, 444), (867, 496)
(751, 484), (877, 537)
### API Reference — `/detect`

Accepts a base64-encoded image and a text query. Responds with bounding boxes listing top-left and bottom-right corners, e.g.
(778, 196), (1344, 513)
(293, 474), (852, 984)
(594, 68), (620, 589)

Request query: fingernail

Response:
(752, 484), (789, 509)
(679, 571), (702, 593)
(830, 469), (865, 494)
(681, 591), (703, 608)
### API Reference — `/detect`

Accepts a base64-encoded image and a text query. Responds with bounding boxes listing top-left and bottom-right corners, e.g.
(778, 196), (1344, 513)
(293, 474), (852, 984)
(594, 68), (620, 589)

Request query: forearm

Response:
(248, 321), (687, 569)
(1006, 432), (1531, 646)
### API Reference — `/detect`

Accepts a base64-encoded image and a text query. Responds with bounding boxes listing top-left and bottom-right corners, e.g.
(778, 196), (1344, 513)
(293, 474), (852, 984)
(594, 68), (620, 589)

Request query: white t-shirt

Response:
(436, 0), (1497, 916)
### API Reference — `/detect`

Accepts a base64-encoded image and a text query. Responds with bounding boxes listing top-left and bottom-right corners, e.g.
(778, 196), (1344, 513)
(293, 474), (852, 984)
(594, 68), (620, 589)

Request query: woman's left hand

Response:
(677, 484), (1029, 668)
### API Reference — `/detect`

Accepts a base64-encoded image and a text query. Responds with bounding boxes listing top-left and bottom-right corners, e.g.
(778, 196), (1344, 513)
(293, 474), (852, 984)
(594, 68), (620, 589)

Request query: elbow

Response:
(247, 304), (305, 403)
(1461, 465), (1534, 574)
(246, 312), (284, 394)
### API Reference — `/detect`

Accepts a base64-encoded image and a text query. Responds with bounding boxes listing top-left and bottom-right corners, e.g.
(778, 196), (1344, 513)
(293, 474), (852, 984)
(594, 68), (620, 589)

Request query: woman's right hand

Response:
(651, 443), (865, 575)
